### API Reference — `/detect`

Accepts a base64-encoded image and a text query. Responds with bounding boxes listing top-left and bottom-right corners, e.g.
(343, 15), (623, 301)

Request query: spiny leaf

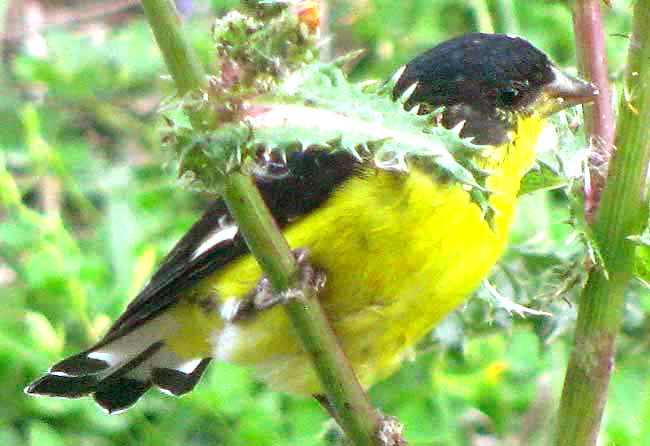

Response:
(481, 279), (552, 318)
(162, 7), (496, 224)
(245, 62), (495, 218)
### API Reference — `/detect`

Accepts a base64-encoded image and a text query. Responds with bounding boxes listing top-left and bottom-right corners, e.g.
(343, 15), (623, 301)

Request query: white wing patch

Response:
(190, 224), (238, 260)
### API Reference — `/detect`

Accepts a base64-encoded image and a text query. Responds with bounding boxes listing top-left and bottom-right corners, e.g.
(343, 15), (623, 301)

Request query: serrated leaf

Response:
(163, 7), (495, 225)
(481, 280), (552, 318)
(247, 63), (494, 219)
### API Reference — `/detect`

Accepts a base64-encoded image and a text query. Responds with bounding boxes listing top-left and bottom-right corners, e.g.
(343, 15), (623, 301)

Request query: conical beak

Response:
(539, 65), (599, 117)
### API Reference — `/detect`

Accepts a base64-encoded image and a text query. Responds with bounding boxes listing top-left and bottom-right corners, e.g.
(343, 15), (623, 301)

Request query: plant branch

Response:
(571, 0), (616, 223)
(554, 2), (650, 445)
(140, 0), (206, 95)
(223, 172), (379, 446)
(492, 0), (518, 34)
(139, 1), (382, 444)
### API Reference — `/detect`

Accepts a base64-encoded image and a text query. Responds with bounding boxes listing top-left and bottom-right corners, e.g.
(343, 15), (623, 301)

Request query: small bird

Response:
(26, 33), (597, 413)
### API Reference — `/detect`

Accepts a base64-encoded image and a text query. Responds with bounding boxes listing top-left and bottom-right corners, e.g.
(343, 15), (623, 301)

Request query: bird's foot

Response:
(221, 248), (326, 322)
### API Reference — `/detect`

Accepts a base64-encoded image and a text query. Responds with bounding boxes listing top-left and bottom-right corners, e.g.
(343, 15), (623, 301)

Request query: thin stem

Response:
(140, 0), (206, 95)
(222, 173), (296, 284)
(554, 2), (650, 445)
(222, 173), (379, 446)
(492, 0), (518, 35)
(138, 1), (382, 444)
(571, 0), (616, 223)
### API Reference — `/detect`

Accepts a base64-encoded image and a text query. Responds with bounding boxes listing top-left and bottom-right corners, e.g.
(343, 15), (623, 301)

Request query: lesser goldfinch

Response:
(26, 33), (597, 413)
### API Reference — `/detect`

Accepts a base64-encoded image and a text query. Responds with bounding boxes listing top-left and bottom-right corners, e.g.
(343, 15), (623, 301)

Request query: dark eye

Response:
(497, 87), (520, 107)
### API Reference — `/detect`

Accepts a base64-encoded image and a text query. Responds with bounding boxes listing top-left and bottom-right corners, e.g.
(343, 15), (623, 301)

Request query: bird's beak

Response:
(539, 65), (599, 117)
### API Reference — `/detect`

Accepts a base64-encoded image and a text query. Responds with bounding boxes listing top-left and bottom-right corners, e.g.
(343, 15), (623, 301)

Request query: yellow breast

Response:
(167, 113), (544, 394)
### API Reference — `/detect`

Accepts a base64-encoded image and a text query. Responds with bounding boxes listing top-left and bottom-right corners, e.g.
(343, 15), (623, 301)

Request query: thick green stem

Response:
(139, 1), (381, 444)
(554, 2), (650, 445)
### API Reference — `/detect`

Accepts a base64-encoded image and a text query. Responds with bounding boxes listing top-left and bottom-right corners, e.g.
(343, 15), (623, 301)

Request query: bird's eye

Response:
(497, 87), (520, 107)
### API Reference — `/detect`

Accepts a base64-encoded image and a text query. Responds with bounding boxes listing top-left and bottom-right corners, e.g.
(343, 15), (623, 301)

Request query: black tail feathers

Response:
(26, 340), (211, 413)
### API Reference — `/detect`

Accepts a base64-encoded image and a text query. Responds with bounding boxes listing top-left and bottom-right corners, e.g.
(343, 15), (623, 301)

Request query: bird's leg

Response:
(221, 248), (327, 322)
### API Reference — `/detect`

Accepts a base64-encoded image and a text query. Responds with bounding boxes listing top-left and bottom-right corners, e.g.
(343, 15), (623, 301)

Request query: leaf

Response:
(181, 62), (495, 222)
(519, 159), (568, 196)
(481, 279), (552, 318)
(631, 229), (650, 286)
(162, 7), (496, 225)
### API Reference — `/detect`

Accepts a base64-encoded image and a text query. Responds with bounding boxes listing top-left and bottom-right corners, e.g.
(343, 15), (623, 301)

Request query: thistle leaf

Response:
(162, 8), (495, 223)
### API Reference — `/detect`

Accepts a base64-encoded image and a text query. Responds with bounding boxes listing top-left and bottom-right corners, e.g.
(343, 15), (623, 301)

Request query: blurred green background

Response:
(1, 0), (648, 445)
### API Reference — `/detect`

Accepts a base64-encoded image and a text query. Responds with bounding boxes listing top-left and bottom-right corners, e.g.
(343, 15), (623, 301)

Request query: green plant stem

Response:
(223, 173), (379, 446)
(138, 1), (381, 444)
(554, 2), (650, 445)
(492, 0), (518, 34)
(571, 0), (616, 223)
(221, 174), (297, 284)
(140, 0), (215, 131)
(140, 0), (206, 94)
(467, 0), (494, 33)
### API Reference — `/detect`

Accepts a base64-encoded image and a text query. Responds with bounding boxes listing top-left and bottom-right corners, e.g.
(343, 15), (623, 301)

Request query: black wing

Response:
(96, 148), (362, 347)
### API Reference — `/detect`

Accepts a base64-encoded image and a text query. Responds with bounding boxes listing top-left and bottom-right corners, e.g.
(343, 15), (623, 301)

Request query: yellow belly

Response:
(167, 115), (543, 394)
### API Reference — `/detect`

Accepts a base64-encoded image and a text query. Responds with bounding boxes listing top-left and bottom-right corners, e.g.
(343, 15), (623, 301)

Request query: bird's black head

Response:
(393, 33), (597, 145)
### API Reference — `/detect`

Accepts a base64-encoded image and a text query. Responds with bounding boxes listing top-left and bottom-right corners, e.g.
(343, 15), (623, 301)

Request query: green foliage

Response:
(518, 160), (568, 197)
(165, 7), (494, 221)
(1, 1), (645, 446)
(630, 229), (650, 287)
(13, 22), (161, 99)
